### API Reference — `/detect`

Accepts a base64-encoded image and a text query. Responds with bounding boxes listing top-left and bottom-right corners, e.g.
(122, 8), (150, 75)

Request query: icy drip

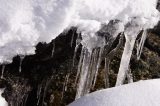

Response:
(19, 56), (25, 73)
(36, 78), (52, 106)
(75, 46), (85, 85)
(61, 59), (73, 101)
(75, 21), (125, 98)
(92, 47), (104, 88)
(37, 82), (43, 106)
(51, 41), (55, 58)
(84, 48), (101, 94)
(116, 35), (136, 86)
(50, 94), (54, 105)
(103, 34), (124, 88)
(75, 47), (104, 99)
(61, 74), (70, 101)
(71, 29), (76, 47)
(75, 48), (91, 99)
(127, 67), (133, 83)
(137, 30), (147, 60)
(23, 94), (29, 106)
(104, 58), (110, 88)
(72, 33), (81, 69)
(1, 65), (5, 79)
(42, 78), (52, 106)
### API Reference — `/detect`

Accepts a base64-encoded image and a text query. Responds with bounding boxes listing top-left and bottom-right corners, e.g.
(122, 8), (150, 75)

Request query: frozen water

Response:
(137, 30), (148, 60)
(51, 41), (55, 58)
(19, 56), (25, 73)
(1, 65), (6, 79)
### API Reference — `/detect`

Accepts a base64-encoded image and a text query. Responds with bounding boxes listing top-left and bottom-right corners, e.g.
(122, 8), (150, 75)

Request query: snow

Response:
(0, 0), (74, 63)
(0, 89), (8, 106)
(0, 0), (159, 63)
(69, 79), (160, 106)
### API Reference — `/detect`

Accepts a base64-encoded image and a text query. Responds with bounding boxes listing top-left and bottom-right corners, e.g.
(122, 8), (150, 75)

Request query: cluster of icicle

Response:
(74, 19), (151, 99)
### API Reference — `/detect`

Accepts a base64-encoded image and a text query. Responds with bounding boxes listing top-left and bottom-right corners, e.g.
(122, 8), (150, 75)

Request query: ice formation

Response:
(1, 65), (6, 79)
(0, 0), (160, 100)
(74, 0), (160, 98)
(69, 79), (160, 106)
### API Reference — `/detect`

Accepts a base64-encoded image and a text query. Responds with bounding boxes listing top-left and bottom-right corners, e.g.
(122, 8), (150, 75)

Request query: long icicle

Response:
(83, 49), (96, 94)
(88, 48), (100, 91)
(75, 48), (91, 99)
(92, 47), (104, 88)
(116, 35), (136, 86)
(72, 33), (81, 69)
(61, 73), (70, 101)
(74, 47), (85, 86)
(79, 48), (99, 95)
(19, 56), (25, 73)
(71, 29), (76, 47)
(37, 82), (43, 106)
(137, 30), (147, 60)
(51, 40), (55, 58)
(103, 34), (124, 88)
(104, 58), (110, 88)
(1, 65), (6, 79)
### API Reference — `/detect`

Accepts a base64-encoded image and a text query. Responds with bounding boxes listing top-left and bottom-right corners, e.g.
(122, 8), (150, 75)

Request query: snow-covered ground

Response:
(70, 79), (160, 106)
(0, 89), (8, 106)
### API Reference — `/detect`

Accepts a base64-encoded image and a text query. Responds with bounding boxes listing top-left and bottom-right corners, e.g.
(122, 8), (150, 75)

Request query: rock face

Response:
(0, 26), (160, 106)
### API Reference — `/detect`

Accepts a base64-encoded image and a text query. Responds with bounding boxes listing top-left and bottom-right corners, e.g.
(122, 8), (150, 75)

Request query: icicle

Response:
(137, 30), (147, 60)
(61, 74), (70, 101)
(64, 74), (70, 91)
(72, 36), (81, 69)
(37, 83), (43, 106)
(75, 48), (91, 99)
(127, 67), (133, 83)
(72, 46), (78, 69)
(51, 41), (55, 58)
(83, 49), (96, 94)
(104, 58), (110, 88)
(42, 77), (53, 106)
(23, 94), (28, 106)
(75, 47), (106, 99)
(19, 56), (25, 73)
(42, 79), (49, 106)
(74, 47), (85, 86)
(71, 29), (76, 47)
(76, 33), (81, 47)
(116, 35), (136, 86)
(72, 33), (81, 68)
(103, 34), (124, 87)
(1, 65), (5, 79)
(92, 47), (104, 88)
(50, 94), (54, 105)
(61, 82), (65, 101)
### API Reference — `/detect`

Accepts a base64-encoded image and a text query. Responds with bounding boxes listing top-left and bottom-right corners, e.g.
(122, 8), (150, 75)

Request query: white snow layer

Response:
(0, 89), (8, 106)
(0, 0), (159, 63)
(69, 79), (160, 106)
